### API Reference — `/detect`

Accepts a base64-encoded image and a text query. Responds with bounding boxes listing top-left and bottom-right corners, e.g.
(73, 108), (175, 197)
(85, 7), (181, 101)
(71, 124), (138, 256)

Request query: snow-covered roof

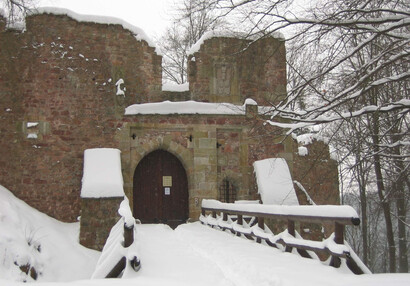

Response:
(253, 158), (299, 205)
(81, 148), (124, 198)
(188, 30), (285, 55)
(29, 7), (159, 54)
(125, 100), (271, 116)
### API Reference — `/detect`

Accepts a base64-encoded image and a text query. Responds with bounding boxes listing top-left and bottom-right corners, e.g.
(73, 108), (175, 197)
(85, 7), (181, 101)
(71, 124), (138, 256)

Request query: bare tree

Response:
(193, 0), (409, 272)
(194, 0), (410, 129)
(159, 0), (228, 84)
(0, 0), (36, 24)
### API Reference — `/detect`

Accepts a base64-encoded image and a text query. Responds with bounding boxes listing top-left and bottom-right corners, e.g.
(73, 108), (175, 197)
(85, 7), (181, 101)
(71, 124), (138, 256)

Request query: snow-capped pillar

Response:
(79, 148), (126, 251)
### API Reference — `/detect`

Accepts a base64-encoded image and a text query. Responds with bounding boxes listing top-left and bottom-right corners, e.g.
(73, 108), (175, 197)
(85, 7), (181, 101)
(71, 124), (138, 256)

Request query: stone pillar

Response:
(79, 197), (124, 250)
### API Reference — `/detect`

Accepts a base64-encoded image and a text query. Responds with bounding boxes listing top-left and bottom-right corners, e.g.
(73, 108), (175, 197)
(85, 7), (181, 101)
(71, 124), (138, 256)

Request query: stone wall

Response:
(0, 12), (161, 222)
(79, 197), (123, 250)
(188, 37), (286, 105)
(0, 10), (340, 249)
(120, 111), (292, 220)
(293, 139), (340, 206)
(293, 137), (340, 240)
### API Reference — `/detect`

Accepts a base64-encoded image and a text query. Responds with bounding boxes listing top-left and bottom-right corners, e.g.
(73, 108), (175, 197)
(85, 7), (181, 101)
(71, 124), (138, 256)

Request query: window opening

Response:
(219, 178), (236, 203)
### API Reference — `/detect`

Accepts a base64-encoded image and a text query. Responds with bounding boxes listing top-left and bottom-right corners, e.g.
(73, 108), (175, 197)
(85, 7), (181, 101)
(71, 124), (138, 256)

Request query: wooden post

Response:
(330, 222), (344, 268)
(223, 212), (228, 221)
(285, 220), (295, 252)
(334, 222), (344, 244)
(124, 224), (134, 248)
(257, 216), (264, 243)
(237, 214), (243, 237)
(212, 211), (216, 218)
(201, 208), (206, 225)
(105, 257), (126, 278)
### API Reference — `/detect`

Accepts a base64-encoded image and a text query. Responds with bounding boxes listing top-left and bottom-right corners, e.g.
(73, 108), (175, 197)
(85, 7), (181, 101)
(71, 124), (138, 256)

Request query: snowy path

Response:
(125, 222), (410, 286)
(131, 224), (235, 286)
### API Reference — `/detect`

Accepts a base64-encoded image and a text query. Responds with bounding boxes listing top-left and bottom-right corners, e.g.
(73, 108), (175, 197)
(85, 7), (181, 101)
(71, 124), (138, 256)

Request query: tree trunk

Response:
(356, 154), (369, 265)
(392, 132), (408, 273)
(370, 111), (396, 273)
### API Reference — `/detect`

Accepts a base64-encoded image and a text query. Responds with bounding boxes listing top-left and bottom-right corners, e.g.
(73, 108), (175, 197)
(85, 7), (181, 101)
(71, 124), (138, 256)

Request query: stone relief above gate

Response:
(213, 63), (236, 96)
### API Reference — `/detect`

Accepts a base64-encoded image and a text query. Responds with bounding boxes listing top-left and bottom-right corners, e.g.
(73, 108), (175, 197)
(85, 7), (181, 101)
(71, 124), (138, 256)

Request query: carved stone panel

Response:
(213, 63), (236, 96)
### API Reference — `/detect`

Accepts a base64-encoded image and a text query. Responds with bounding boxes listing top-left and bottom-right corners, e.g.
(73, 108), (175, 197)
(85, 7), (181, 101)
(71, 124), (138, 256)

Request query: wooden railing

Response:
(200, 199), (370, 275)
(104, 221), (140, 278)
(91, 199), (141, 279)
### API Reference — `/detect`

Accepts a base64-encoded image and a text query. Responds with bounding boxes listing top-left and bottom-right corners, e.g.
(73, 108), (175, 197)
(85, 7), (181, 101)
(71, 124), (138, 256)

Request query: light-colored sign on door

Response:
(164, 187), (171, 195)
(163, 176), (172, 187)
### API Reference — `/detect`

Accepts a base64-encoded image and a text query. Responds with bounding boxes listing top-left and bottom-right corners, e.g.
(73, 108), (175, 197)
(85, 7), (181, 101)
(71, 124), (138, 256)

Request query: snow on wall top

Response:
(81, 148), (124, 198)
(162, 82), (190, 92)
(253, 158), (299, 205)
(29, 7), (159, 54)
(125, 99), (272, 116)
(125, 100), (244, 115)
(188, 30), (285, 55)
(293, 133), (329, 145)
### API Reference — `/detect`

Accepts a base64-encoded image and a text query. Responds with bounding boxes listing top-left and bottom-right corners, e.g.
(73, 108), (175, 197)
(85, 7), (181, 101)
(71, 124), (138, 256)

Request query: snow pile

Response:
(118, 198), (135, 228)
(162, 82), (189, 92)
(115, 79), (126, 96)
(298, 146), (308, 156)
(0, 185), (99, 282)
(81, 148), (125, 198)
(253, 158), (299, 205)
(294, 132), (329, 145)
(29, 7), (159, 54)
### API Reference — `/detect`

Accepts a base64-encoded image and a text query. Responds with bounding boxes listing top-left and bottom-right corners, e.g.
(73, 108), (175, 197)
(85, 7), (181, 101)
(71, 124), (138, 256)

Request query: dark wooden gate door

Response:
(133, 150), (188, 229)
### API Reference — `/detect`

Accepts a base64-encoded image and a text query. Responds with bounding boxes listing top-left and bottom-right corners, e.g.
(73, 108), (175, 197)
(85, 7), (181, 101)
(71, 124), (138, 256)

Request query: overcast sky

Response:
(38, 0), (176, 38)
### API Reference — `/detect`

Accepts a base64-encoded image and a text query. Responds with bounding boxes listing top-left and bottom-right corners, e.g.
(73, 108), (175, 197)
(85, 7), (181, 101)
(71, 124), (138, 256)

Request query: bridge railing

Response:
(200, 199), (370, 275)
(91, 198), (141, 279)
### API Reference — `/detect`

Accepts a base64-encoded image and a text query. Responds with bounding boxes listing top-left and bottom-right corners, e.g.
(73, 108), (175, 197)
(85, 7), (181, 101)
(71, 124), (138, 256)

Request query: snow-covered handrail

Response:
(202, 199), (360, 226)
(92, 198), (141, 279)
(201, 200), (370, 275)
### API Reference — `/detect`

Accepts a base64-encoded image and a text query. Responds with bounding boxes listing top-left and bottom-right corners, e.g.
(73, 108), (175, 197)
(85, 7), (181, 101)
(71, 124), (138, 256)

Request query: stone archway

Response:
(133, 149), (189, 229)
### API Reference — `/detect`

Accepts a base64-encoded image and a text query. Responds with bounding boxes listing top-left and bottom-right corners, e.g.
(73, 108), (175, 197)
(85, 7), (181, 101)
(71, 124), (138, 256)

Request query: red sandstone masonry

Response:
(188, 37), (286, 105)
(0, 11), (339, 233)
(0, 13), (161, 222)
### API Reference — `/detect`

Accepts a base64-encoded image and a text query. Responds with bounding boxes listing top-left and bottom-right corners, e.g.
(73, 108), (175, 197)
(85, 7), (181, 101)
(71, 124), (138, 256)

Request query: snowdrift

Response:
(0, 185), (99, 282)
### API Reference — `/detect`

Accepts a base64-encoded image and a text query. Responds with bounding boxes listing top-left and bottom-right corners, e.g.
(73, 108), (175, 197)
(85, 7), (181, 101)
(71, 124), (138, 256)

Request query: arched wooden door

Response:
(133, 150), (188, 229)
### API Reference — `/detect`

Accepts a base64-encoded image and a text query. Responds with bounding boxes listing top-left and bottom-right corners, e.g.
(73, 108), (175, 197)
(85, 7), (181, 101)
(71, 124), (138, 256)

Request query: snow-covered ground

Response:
(0, 185), (99, 283)
(1, 185), (410, 285)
